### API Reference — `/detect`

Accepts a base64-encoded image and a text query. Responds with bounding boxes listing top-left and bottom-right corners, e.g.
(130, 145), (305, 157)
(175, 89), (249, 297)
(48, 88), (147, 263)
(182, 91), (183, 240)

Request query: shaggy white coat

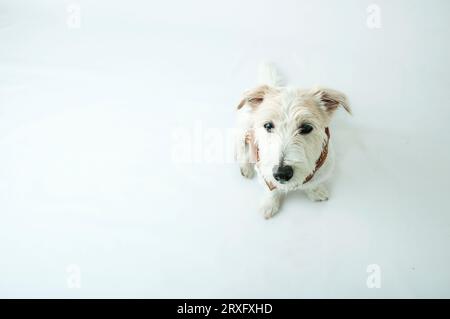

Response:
(235, 63), (350, 218)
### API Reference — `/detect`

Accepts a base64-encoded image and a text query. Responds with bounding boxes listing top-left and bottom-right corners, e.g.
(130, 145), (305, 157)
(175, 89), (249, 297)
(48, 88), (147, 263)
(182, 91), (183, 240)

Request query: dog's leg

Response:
(260, 190), (283, 219)
(305, 184), (329, 202)
(240, 162), (255, 179)
(236, 132), (255, 179)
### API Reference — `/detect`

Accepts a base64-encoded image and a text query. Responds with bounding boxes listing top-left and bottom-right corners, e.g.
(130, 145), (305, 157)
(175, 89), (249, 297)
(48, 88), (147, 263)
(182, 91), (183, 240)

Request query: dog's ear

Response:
(313, 87), (351, 115)
(237, 85), (271, 110)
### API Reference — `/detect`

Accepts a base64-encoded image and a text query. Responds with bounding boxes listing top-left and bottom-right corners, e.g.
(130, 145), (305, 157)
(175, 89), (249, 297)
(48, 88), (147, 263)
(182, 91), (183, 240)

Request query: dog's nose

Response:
(273, 165), (294, 183)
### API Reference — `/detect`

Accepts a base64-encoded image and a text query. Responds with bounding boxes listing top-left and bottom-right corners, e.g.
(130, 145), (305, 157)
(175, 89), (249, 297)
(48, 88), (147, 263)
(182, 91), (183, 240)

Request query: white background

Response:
(1, 0), (449, 298)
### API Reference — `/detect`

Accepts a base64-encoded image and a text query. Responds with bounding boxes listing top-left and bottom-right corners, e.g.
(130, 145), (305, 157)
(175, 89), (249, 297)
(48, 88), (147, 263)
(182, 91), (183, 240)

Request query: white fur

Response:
(258, 62), (284, 86)
(236, 63), (350, 219)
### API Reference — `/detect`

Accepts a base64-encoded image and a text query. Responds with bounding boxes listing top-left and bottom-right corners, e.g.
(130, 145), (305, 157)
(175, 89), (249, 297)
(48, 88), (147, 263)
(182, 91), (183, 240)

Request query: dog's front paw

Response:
(240, 163), (255, 179)
(260, 201), (280, 219)
(260, 196), (281, 219)
(306, 186), (329, 201)
(305, 185), (329, 202)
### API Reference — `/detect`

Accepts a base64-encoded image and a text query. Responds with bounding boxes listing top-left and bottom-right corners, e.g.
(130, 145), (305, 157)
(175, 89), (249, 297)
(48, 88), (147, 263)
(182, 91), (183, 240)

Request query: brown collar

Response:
(245, 127), (330, 191)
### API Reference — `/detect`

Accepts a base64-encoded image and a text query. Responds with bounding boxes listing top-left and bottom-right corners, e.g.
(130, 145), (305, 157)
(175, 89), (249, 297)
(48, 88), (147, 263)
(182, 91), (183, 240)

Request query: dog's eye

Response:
(264, 122), (274, 132)
(299, 123), (313, 135)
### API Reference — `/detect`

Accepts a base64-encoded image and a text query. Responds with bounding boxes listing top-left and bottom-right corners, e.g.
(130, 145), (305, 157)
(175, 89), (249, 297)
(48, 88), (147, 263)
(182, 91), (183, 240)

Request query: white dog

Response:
(235, 63), (351, 219)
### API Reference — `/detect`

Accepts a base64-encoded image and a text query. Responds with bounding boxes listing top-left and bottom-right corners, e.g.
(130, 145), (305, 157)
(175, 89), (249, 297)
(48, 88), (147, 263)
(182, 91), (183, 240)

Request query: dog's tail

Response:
(257, 62), (283, 87)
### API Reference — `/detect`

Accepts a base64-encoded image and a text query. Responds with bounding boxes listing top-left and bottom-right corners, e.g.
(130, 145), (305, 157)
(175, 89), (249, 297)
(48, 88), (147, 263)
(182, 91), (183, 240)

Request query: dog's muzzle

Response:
(245, 127), (331, 191)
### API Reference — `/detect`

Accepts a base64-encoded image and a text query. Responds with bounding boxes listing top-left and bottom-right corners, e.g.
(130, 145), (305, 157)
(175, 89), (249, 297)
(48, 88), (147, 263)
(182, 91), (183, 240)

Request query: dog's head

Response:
(238, 85), (350, 191)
